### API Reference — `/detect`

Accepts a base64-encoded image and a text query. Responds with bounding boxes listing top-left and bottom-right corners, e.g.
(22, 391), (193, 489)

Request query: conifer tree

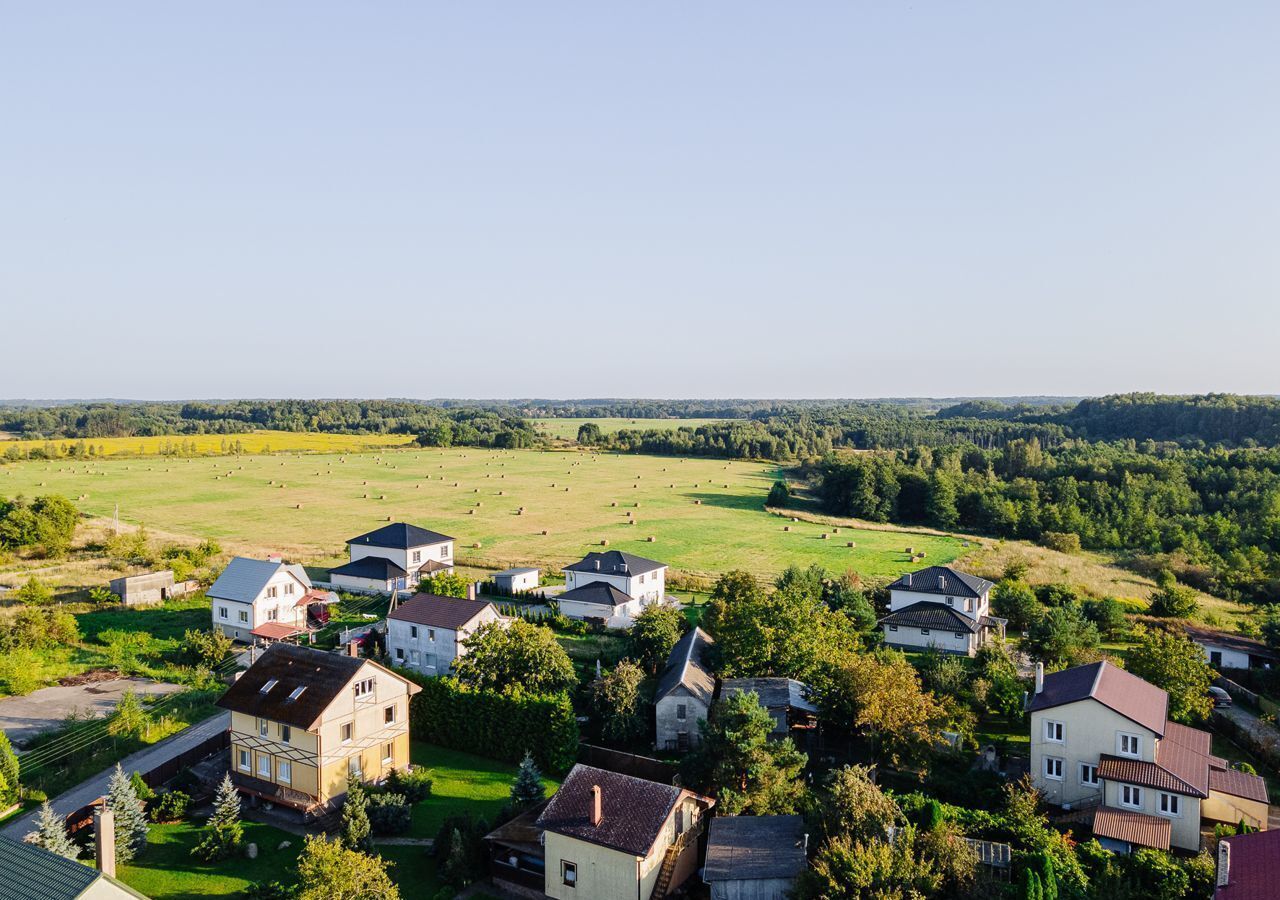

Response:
(340, 772), (372, 851)
(509, 752), (546, 811)
(192, 773), (243, 861)
(31, 801), (77, 860)
(0, 731), (19, 806)
(105, 763), (148, 863)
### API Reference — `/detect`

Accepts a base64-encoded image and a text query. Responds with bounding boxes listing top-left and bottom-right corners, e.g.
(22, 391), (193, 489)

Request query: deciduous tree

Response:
(590, 659), (647, 743)
(628, 604), (685, 675)
(819, 652), (947, 764)
(1125, 628), (1213, 723)
(453, 619), (575, 695)
(295, 835), (400, 900)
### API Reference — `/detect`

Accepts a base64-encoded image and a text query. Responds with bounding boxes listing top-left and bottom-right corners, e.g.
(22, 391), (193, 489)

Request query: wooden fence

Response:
(577, 744), (679, 785)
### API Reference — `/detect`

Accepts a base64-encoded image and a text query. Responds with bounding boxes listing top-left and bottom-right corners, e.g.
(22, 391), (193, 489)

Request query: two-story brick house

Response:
(1028, 660), (1268, 853)
(877, 565), (1005, 657)
(558, 551), (669, 628)
(216, 643), (420, 818)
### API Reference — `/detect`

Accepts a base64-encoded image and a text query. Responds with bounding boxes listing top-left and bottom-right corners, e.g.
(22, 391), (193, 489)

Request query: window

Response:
(410, 626), (418, 640)
(287, 685), (306, 701)
(676, 704), (687, 721)
(349, 755), (362, 777)
(953, 632), (965, 639)
(889, 625), (899, 632)
(1044, 721), (1065, 743)
(261, 679), (279, 695)
(561, 861), (577, 887)
(410, 650), (420, 666)
(267, 586), (277, 599)
(384, 705), (396, 725)
(428, 629), (436, 642)
(1118, 733), (1141, 758)
(440, 545), (450, 559)
(257, 754), (271, 778)
(1158, 792), (1181, 816)
(285, 583), (294, 595)
(965, 598), (973, 612)
(219, 607), (228, 619)
(382, 742), (394, 763)
(259, 719), (269, 737)
(354, 678), (374, 698)
(267, 608), (278, 621)
(1120, 784), (1142, 809)
(395, 647), (405, 661)
(412, 550), (421, 564)
(342, 723), (353, 743)
(920, 628), (931, 635)
(945, 597), (954, 606)
(1080, 764), (1099, 786)
(281, 725), (291, 744)
(238, 749), (250, 772)
(1044, 757), (1064, 780)
(238, 609), (249, 623)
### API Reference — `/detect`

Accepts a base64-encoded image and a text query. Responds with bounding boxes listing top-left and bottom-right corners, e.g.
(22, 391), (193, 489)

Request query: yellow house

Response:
(216, 643), (420, 817)
(536, 764), (714, 900)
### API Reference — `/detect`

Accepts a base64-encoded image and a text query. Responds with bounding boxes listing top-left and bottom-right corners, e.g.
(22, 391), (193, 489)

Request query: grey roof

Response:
(704, 815), (808, 882)
(348, 523), (454, 550)
(557, 582), (634, 609)
(1184, 625), (1280, 661)
(878, 601), (985, 633)
(1026, 660), (1168, 737)
(656, 628), (716, 704)
(720, 678), (818, 715)
(493, 567), (539, 577)
(330, 556), (408, 580)
(889, 566), (993, 598)
(0, 836), (112, 900)
(564, 550), (666, 577)
(208, 557), (310, 604)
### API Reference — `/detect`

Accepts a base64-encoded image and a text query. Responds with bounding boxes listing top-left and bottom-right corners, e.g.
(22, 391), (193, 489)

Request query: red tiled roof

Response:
(1027, 661), (1168, 737)
(1092, 806), (1171, 851)
(1218, 831), (1280, 900)
(1097, 755), (1204, 798)
(1209, 767), (1270, 804)
(250, 622), (305, 640)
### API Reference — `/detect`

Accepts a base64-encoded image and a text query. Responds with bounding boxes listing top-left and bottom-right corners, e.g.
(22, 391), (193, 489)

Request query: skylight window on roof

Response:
(287, 685), (306, 701)
(260, 678), (279, 694)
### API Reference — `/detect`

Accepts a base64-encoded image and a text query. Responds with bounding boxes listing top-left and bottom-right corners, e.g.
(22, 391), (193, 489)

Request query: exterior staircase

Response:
(650, 816), (706, 899)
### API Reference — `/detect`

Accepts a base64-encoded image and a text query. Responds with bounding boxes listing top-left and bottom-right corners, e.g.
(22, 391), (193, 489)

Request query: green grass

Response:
(76, 596), (212, 645)
(375, 843), (443, 895)
(408, 742), (560, 839)
(531, 417), (739, 440)
(0, 447), (962, 582)
(116, 820), (303, 899)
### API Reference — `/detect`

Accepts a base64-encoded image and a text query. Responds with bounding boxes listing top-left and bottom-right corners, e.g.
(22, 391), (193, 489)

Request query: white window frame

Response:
(382, 742), (394, 764)
(1044, 720), (1065, 743)
(257, 753), (271, 778)
(412, 550), (421, 564)
(1120, 784), (1143, 809)
(258, 718), (269, 737)
(1117, 732), (1141, 758)
(1157, 792), (1181, 817)
(342, 722), (353, 743)
(278, 760), (292, 784)
(888, 624), (899, 632)
(920, 628), (931, 635)
(238, 609), (249, 623)
(384, 704), (396, 725)
(238, 748), (250, 772)
(1080, 763), (1099, 786)
(410, 625), (418, 640)
(281, 724), (291, 744)
(219, 607), (228, 620)
(1044, 756), (1064, 781)
(348, 754), (362, 777)
(395, 647), (405, 661)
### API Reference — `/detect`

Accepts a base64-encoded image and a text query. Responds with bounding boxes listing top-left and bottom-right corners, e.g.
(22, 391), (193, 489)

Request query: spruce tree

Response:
(105, 764), (148, 864)
(192, 773), (242, 861)
(340, 773), (372, 851)
(509, 752), (545, 810)
(1040, 855), (1058, 900)
(0, 731), (19, 806)
(922, 798), (944, 832)
(31, 801), (77, 860)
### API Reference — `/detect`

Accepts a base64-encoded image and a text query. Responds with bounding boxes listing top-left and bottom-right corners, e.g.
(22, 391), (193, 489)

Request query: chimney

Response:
(903, 573), (912, 587)
(267, 553), (283, 564)
(467, 582), (477, 602)
(1034, 662), (1044, 695)
(1217, 839), (1231, 888)
(937, 575), (946, 590)
(347, 639), (360, 658)
(94, 807), (116, 878)
(594, 559), (600, 571)
(590, 785), (602, 827)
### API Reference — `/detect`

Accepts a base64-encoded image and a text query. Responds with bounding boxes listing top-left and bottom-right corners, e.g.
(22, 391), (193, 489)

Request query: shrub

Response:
(149, 790), (191, 823)
(1039, 532), (1081, 554)
(384, 766), (432, 804)
(367, 793), (412, 835)
(767, 480), (790, 507)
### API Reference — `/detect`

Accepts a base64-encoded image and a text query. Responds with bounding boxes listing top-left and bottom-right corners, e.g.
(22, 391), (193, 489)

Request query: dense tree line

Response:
(1065, 393), (1280, 445)
(815, 439), (1280, 603)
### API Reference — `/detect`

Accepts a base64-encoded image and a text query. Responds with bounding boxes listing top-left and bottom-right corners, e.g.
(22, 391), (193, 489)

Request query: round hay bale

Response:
(467, 509), (475, 515)
(918, 551), (927, 558)
(694, 499), (702, 505)
(633, 484), (638, 489)
(626, 511), (633, 517)
(379, 494), (385, 500)
(516, 509), (523, 515)
(791, 517), (798, 522)
(498, 490), (504, 496)
(386, 515), (392, 521)
(565, 487), (570, 492)
(473, 488), (479, 493)
(542, 530), (549, 535)
(783, 526), (791, 532)
(611, 501), (617, 507)
(415, 484), (420, 489)
(821, 533), (829, 540)
(847, 541), (855, 548)
(600, 539), (609, 546)
(832, 527), (839, 534)
(670, 484), (675, 488)
(906, 547), (914, 554)
(647, 535), (656, 542)
(363, 493), (368, 499)
(454, 482), (459, 487)
(269, 480), (274, 485)
(473, 542), (482, 549)
(551, 483), (557, 488)
(476, 501), (483, 507)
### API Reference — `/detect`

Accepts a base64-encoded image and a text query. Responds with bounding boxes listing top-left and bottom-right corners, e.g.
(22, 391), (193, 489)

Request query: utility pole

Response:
(113, 503), (120, 535)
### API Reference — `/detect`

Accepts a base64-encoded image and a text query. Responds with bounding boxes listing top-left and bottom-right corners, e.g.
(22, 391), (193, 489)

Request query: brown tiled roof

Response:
(388, 593), (496, 631)
(217, 643), (365, 730)
(1027, 661), (1168, 737)
(1091, 806), (1171, 850)
(536, 765), (710, 858)
(1097, 755), (1204, 797)
(416, 559), (451, 575)
(1218, 831), (1280, 900)
(1209, 767), (1270, 804)
(250, 622), (305, 641)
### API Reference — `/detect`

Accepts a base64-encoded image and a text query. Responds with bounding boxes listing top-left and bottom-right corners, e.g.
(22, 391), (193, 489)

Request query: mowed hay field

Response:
(0, 430), (415, 457)
(0, 447), (961, 581)
(532, 418), (737, 440)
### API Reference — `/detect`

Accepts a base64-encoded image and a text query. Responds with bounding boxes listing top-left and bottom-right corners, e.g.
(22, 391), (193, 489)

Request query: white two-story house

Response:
(210, 556), (322, 644)
(329, 523), (455, 594)
(1028, 660), (1269, 854)
(558, 551), (668, 628)
(877, 565), (1005, 657)
(385, 588), (505, 676)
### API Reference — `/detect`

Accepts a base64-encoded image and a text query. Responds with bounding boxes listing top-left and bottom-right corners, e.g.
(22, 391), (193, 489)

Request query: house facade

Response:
(330, 523), (455, 593)
(536, 764), (714, 900)
(1184, 625), (1278, 671)
(655, 627), (716, 752)
(209, 557), (319, 643)
(493, 566), (540, 594)
(877, 566), (1005, 657)
(216, 643), (420, 817)
(559, 551), (669, 628)
(1028, 660), (1268, 853)
(386, 590), (505, 675)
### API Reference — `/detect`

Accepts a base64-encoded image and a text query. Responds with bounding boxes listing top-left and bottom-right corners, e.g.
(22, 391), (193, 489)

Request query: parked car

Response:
(1208, 686), (1232, 708)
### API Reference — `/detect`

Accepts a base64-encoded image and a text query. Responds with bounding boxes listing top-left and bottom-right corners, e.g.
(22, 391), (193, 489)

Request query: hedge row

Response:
(402, 672), (579, 774)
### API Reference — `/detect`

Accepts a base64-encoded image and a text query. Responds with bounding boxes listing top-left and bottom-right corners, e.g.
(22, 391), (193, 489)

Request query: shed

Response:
(492, 566), (539, 594)
(704, 815), (808, 900)
(108, 569), (181, 605)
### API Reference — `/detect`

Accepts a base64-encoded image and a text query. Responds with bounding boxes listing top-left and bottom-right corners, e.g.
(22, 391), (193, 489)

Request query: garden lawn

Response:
(374, 843), (443, 895)
(409, 742), (560, 840)
(116, 820), (302, 899)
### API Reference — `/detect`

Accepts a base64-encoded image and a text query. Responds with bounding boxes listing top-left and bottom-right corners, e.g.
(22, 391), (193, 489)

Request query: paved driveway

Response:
(0, 678), (183, 747)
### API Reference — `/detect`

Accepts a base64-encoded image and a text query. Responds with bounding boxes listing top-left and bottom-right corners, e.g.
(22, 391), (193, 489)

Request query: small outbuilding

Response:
(1184, 625), (1278, 670)
(109, 569), (188, 605)
(703, 814), (808, 900)
(719, 677), (819, 741)
(492, 566), (539, 594)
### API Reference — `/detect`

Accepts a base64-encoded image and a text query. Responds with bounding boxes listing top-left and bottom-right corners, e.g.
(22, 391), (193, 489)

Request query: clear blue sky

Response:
(3, 3), (1278, 400)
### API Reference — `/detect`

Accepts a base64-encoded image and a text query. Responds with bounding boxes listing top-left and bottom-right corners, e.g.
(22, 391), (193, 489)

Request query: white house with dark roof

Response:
(655, 627), (716, 752)
(1027, 660), (1269, 853)
(559, 550), (669, 627)
(877, 565), (1004, 656)
(210, 556), (327, 644)
(385, 589), (506, 675)
(330, 522), (455, 593)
